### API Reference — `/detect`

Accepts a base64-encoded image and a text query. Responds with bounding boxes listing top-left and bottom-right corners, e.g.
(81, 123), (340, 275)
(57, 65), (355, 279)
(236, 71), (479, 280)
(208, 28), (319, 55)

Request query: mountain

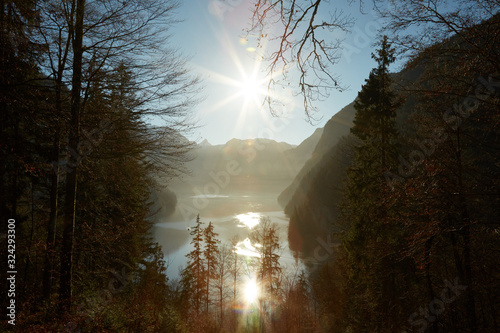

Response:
(283, 127), (323, 172)
(278, 102), (356, 208)
(281, 70), (423, 257)
(199, 138), (211, 146)
(169, 137), (320, 197)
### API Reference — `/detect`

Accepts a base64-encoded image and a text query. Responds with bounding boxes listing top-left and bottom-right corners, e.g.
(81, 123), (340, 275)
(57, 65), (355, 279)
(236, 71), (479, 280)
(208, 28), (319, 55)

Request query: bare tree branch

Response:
(248, 0), (355, 121)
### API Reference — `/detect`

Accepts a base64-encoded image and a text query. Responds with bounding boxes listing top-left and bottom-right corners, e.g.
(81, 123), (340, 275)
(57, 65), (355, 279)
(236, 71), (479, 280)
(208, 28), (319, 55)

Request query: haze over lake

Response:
(149, 137), (322, 278)
(153, 193), (298, 279)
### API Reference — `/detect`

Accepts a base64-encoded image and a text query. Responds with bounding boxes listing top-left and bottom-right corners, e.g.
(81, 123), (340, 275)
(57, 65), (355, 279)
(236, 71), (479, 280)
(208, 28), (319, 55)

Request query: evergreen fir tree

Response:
(186, 214), (205, 316)
(252, 218), (282, 302)
(351, 35), (399, 169)
(203, 221), (220, 313)
(341, 36), (405, 331)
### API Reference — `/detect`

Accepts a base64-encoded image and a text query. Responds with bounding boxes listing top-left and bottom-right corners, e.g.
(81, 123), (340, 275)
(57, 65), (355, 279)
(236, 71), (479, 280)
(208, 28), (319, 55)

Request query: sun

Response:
(195, 31), (294, 136)
(238, 74), (265, 104)
(243, 277), (259, 304)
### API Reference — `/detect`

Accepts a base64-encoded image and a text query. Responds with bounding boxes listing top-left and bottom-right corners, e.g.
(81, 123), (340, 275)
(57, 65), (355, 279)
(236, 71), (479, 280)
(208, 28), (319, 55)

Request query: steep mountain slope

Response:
(282, 69), (423, 257)
(283, 127), (324, 169)
(278, 102), (356, 208)
(287, 135), (356, 255)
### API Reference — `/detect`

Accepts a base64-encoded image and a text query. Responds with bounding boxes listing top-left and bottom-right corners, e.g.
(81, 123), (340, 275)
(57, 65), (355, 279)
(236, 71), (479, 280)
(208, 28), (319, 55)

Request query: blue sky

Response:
(170, 0), (400, 145)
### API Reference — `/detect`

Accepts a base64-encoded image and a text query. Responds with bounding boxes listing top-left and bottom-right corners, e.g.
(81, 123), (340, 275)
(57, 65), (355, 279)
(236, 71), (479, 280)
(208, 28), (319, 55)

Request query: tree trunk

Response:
(43, 131), (60, 300)
(0, 0), (7, 231)
(59, 0), (85, 314)
(219, 284), (223, 325)
(462, 222), (476, 332)
(425, 237), (438, 333)
(206, 264), (210, 313)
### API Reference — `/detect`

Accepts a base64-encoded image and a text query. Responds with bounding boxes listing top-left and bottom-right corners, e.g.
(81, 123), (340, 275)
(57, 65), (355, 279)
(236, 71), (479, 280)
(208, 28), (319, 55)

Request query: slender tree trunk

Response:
(206, 264), (210, 313)
(0, 0), (7, 231)
(233, 255), (237, 303)
(219, 282), (223, 325)
(425, 237), (438, 333)
(43, 25), (70, 299)
(43, 130), (60, 300)
(26, 180), (39, 309)
(10, 118), (20, 220)
(449, 230), (464, 278)
(59, 0), (85, 314)
(486, 292), (498, 332)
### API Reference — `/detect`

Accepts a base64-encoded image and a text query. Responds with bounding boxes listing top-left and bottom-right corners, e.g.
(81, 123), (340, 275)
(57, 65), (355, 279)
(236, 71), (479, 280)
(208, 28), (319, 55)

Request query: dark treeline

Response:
(0, 0), (198, 330)
(287, 8), (500, 333)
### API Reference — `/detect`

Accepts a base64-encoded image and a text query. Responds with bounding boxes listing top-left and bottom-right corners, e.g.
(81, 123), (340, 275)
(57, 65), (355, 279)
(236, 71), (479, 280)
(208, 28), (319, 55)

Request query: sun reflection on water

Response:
(235, 212), (261, 228)
(234, 238), (261, 258)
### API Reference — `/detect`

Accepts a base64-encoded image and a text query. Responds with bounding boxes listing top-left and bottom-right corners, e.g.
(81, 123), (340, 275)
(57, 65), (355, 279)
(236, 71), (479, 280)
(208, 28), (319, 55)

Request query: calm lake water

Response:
(152, 193), (299, 280)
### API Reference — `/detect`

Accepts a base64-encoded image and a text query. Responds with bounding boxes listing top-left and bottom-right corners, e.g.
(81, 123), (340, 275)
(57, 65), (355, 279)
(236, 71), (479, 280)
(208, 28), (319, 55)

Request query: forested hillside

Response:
(0, 0), (198, 330)
(282, 69), (420, 257)
(285, 12), (500, 333)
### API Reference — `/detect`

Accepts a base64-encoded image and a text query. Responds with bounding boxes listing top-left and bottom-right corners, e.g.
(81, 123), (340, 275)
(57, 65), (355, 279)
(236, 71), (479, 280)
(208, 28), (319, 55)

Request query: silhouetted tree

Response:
(203, 221), (220, 313)
(213, 243), (232, 326)
(340, 36), (406, 332)
(251, 217), (282, 319)
(185, 215), (205, 316)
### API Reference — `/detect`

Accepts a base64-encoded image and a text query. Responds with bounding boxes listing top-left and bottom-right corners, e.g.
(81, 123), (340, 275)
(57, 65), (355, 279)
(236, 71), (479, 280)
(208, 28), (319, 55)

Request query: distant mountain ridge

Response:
(169, 133), (324, 197)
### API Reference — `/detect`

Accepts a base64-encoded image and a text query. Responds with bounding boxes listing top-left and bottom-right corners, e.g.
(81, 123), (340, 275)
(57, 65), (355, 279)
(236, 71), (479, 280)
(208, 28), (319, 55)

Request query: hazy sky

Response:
(171, 0), (397, 145)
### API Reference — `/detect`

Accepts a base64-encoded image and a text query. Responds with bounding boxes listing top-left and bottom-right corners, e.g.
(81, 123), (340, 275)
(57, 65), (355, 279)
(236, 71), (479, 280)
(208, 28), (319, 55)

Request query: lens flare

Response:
(244, 277), (259, 304)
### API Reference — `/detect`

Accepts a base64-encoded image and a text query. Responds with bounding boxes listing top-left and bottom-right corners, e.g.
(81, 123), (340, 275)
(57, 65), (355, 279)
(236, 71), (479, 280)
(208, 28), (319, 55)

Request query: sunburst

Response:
(195, 29), (292, 137)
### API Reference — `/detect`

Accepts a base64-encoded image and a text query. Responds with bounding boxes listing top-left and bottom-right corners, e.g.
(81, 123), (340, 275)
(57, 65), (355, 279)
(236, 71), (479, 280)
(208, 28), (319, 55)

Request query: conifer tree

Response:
(203, 221), (220, 313)
(252, 218), (282, 300)
(228, 236), (242, 315)
(186, 215), (205, 316)
(351, 35), (399, 169)
(341, 36), (405, 331)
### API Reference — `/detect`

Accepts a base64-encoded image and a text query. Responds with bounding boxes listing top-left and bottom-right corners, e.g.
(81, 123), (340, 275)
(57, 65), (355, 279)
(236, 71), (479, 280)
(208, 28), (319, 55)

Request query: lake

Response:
(152, 193), (300, 280)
